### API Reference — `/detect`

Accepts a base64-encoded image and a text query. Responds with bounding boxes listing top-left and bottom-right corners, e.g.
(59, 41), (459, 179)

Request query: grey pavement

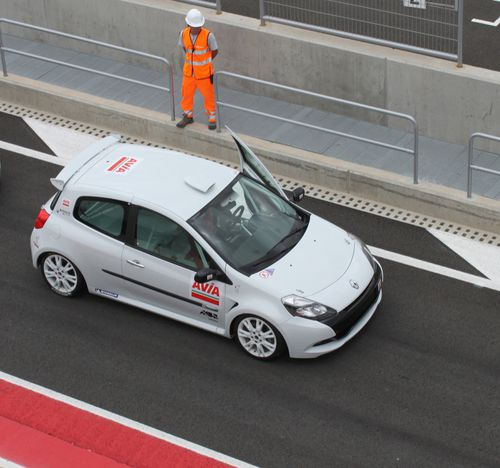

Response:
(3, 33), (500, 200)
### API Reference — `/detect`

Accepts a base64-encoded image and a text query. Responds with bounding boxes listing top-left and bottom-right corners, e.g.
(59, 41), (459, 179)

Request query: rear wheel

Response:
(235, 316), (286, 361)
(41, 253), (85, 297)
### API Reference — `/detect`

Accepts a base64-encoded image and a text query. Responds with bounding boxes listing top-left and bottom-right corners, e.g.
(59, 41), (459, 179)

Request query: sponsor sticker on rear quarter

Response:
(106, 157), (141, 174)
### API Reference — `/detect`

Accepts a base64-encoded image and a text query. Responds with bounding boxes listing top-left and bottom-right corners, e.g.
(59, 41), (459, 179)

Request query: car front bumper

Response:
(282, 261), (383, 359)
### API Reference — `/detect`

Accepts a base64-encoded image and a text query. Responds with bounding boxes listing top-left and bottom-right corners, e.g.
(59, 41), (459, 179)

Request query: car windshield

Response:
(189, 175), (309, 275)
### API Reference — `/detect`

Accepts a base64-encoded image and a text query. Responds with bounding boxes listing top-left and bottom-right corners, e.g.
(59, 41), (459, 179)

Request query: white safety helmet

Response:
(185, 9), (205, 27)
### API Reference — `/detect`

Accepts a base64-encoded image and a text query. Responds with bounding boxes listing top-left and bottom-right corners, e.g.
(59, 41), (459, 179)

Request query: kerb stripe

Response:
(0, 371), (255, 468)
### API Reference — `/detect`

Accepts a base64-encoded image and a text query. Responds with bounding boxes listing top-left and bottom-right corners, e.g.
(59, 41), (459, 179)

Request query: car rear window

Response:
(75, 198), (126, 239)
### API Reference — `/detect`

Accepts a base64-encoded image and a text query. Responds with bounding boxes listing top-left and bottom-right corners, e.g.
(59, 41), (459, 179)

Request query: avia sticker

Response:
(95, 288), (119, 299)
(62, 199), (71, 208)
(259, 268), (275, 279)
(191, 282), (220, 306)
(106, 157), (140, 174)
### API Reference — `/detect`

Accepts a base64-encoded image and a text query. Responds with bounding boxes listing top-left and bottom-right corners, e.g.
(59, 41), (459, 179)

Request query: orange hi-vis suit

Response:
(181, 27), (216, 124)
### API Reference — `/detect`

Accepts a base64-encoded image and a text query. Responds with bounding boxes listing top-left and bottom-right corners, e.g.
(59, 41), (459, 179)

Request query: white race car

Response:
(31, 130), (382, 360)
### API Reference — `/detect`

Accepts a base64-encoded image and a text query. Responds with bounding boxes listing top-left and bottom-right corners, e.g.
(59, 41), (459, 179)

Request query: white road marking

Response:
(0, 457), (24, 468)
(2, 138), (499, 293)
(0, 140), (64, 166)
(369, 246), (500, 292)
(0, 370), (255, 468)
(23, 117), (98, 162)
(428, 228), (500, 284)
(471, 16), (500, 27)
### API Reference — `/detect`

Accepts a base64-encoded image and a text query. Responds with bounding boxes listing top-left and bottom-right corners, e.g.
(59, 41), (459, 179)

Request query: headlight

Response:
(282, 295), (338, 320)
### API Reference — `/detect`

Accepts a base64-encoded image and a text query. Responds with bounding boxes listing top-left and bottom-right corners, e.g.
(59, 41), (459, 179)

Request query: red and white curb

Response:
(0, 371), (255, 468)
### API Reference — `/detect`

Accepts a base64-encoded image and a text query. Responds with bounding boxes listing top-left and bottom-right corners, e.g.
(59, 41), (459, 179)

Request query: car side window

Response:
(75, 198), (126, 238)
(135, 207), (210, 270)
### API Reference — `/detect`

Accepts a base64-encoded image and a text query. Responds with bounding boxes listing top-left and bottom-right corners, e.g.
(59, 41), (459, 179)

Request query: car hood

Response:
(250, 214), (355, 297)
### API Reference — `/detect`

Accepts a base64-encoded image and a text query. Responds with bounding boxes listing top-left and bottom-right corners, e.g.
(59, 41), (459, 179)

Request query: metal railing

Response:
(0, 18), (176, 120)
(214, 71), (419, 184)
(259, 0), (463, 65)
(467, 133), (500, 198)
(177, 0), (221, 15)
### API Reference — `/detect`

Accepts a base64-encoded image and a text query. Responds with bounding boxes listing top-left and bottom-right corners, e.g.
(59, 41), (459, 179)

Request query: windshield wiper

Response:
(278, 224), (307, 244)
(244, 224), (307, 271)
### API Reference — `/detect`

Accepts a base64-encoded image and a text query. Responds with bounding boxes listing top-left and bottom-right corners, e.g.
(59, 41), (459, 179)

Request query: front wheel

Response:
(41, 253), (86, 297)
(235, 316), (286, 361)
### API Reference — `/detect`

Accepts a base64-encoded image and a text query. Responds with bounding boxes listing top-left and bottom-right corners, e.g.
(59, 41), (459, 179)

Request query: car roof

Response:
(72, 143), (239, 220)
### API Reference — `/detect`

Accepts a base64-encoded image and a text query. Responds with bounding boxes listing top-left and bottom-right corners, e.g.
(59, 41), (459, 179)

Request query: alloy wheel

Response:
(237, 316), (278, 359)
(43, 254), (79, 296)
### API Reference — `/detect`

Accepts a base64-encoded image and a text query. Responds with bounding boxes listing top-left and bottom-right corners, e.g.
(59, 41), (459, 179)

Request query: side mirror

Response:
(194, 268), (219, 284)
(291, 187), (305, 203)
(194, 268), (233, 285)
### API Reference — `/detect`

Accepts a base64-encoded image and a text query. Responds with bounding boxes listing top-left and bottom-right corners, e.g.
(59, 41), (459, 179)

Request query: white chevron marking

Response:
(471, 16), (500, 27)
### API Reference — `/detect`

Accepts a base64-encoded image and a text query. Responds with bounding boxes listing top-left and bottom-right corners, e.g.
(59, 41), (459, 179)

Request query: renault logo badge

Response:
(349, 280), (359, 289)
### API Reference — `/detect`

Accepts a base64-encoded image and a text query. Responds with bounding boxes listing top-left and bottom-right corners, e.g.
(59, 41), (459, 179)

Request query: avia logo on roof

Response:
(191, 282), (220, 306)
(107, 157), (140, 174)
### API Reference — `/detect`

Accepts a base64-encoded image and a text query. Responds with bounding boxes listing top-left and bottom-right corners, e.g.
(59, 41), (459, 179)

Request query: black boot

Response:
(176, 115), (193, 128)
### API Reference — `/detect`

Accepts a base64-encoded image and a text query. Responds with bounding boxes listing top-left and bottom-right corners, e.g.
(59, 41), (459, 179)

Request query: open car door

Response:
(226, 126), (288, 199)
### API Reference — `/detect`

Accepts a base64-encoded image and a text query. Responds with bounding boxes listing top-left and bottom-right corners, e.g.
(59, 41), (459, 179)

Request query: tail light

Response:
(34, 208), (50, 229)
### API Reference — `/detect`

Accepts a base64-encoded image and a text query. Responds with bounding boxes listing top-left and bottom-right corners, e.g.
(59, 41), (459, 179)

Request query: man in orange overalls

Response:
(176, 9), (218, 131)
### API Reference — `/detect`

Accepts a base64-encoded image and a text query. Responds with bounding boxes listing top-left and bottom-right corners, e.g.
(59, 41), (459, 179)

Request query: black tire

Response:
(234, 315), (286, 361)
(40, 253), (86, 297)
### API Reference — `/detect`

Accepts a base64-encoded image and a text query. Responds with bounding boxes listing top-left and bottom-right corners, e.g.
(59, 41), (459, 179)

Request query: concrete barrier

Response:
(1, 73), (499, 234)
(1, 0), (499, 146)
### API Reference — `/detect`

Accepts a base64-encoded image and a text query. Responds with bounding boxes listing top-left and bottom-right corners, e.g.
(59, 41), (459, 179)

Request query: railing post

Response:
(0, 22), (8, 77)
(216, 0), (221, 15)
(169, 59), (176, 121)
(467, 135), (474, 198)
(214, 72), (221, 133)
(413, 119), (419, 184)
(259, 0), (266, 26)
(456, 0), (463, 67)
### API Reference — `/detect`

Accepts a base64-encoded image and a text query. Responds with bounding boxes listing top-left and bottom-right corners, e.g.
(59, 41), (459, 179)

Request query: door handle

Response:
(126, 259), (145, 268)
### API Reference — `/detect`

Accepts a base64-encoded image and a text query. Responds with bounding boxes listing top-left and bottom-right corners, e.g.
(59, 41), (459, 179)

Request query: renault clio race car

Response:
(30, 130), (382, 360)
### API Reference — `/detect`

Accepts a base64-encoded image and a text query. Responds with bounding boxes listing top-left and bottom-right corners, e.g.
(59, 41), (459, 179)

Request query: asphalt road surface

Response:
(1, 138), (499, 466)
(219, 0), (500, 71)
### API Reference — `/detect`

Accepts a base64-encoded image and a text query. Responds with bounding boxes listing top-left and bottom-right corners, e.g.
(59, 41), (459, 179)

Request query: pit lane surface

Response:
(0, 148), (499, 467)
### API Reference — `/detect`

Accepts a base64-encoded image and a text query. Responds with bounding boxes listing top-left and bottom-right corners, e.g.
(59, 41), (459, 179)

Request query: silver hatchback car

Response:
(31, 131), (382, 360)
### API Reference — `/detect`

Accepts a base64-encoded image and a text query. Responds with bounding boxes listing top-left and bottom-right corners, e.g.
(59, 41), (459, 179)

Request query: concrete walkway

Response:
(3, 33), (500, 200)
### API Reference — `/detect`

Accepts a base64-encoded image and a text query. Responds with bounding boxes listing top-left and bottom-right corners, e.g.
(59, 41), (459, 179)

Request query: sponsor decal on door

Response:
(191, 282), (220, 307)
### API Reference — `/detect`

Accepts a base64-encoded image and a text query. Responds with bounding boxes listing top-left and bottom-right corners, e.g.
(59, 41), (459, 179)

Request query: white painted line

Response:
(428, 228), (500, 284)
(0, 141), (65, 167)
(471, 16), (500, 27)
(369, 246), (500, 292)
(0, 370), (255, 468)
(0, 457), (24, 468)
(23, 117), (99, 161)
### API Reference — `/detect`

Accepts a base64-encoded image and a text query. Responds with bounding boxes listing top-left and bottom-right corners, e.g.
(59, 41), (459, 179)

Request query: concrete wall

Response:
(1, 0), (500, 145)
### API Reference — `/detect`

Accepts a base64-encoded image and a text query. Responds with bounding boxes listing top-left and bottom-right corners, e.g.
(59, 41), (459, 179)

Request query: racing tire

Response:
(40, 253), (86, 297)
(235, 315), (286, 361)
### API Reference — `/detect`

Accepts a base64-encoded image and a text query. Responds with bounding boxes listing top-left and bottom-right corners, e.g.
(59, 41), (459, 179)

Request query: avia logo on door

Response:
(107, 157), (140, 174)
(191, 282), (220, 306)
